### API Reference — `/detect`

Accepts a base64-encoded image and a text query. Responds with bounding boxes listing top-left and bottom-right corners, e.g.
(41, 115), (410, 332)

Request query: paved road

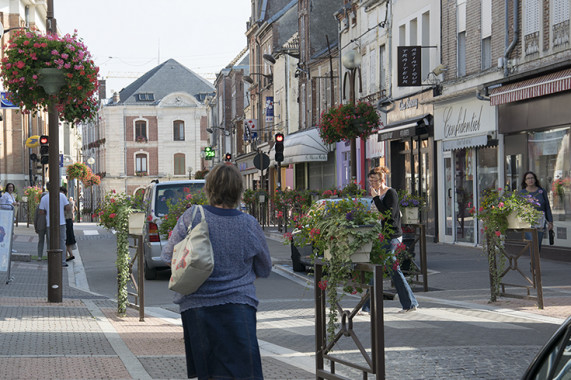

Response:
(8, 222), (570, 379)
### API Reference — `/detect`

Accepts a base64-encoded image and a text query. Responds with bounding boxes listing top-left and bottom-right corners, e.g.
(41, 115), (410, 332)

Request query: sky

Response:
(55, 0), (251, 96)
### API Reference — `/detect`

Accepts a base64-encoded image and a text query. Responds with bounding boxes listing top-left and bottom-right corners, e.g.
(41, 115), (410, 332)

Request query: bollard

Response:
(47, 249), (62, 303)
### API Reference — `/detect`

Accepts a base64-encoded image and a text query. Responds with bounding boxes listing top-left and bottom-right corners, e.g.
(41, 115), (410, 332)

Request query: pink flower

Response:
(147, 215), (153, 221)
(495, 231), (501, 237)
(318, 280), (327, 291)
(109, 213), (116, 219)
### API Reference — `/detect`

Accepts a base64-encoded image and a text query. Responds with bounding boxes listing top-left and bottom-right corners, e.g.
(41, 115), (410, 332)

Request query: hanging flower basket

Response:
(66, 162), (90, 180)
(318, 101), (381, 144)
(0, 30), (99, 124)
(83, 172), (101, 187)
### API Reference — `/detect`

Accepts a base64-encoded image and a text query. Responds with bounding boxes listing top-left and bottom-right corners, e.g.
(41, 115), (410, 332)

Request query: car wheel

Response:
(144, 260), (157, 280)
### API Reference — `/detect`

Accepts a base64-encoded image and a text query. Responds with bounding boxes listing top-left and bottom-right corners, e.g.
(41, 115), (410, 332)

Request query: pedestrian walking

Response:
(61, 188), (77, 261)
(39, 186), (71, 267)
(521, 171), (554, 251)
(0, 183), (19, 214)
(161, 163), (272, 380)
(362, 166), (419, 313)
(34, 191), (49, 261)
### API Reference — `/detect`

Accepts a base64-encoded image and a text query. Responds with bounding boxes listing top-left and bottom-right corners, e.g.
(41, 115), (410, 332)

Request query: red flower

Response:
(318, 280), (327, 291)
(147, 215), (153, 221)
(495, 231), (501, 237)
(109, 213), (116, 219)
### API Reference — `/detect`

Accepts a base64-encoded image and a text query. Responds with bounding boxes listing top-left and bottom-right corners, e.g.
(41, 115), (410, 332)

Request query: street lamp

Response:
(206, 126), (231, 136)
(243, 73), (273, 85)
(342, 49), (362, 180)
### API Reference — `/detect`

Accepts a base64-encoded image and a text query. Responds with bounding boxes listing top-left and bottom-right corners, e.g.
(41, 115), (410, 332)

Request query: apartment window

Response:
(524, 0), (540, 55)
(481, 37), (492, 70)
(136, 93), (155, 101)
(421, 12), (430, 81)
(135, 153), (147, 174)
(135, 120), (147, 141)
(481, 0), (492, 70)
(379, 44), (386, 92)
(174, 153), (185, 175)
(173, 120), (185, 141)
(552, 0), (570, 47)
(457, 32), (466, 77)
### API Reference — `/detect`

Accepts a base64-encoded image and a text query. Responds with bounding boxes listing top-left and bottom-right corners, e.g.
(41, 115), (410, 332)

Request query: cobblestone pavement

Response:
(0, 224), (569, 379)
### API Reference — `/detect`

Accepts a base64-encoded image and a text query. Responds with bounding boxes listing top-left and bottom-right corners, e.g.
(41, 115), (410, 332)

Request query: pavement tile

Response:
(0, 357), (132, 380)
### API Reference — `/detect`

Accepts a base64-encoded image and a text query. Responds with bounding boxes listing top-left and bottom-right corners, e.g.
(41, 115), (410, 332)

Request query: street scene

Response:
(0, 0), (570, 379)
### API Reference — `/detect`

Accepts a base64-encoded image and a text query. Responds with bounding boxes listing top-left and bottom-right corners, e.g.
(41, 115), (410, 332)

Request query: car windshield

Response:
(154, 183), (204, 216)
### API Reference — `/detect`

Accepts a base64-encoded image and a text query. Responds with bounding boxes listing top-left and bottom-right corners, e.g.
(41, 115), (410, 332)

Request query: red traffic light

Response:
(275, 133), (284, 143)
(39, 135), (48, 145)
(225, 153), (232, 161)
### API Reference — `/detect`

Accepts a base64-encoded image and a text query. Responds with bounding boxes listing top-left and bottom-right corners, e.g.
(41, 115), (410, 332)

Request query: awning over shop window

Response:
(269, 128), (329, 165)
(377, 114), (432, 142)
(442, 134), (490, 151)
(490, 68), (571, 106)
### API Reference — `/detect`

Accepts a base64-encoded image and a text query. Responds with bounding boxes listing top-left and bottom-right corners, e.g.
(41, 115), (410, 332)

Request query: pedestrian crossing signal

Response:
(39, 135), (49, 165)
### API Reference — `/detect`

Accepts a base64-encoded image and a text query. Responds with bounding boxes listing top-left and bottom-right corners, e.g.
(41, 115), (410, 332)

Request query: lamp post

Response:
(41, 0), (66, 303)
(341, 49), (362, 181)
(87, 157), (95, 221)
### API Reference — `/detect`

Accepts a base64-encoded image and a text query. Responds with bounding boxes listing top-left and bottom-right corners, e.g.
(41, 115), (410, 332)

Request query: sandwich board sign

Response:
(0, 207), (15, 283)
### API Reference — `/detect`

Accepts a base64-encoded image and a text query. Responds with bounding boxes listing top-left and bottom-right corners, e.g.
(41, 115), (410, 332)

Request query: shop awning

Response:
(269, 128), (329, 165)
(442, 134), (489, 151)
(377, 114), (431, 141)
(490, 68), (571, 106)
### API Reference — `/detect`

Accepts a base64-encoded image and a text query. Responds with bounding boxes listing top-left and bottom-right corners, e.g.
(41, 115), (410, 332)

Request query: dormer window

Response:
(136, 93), (155, 101)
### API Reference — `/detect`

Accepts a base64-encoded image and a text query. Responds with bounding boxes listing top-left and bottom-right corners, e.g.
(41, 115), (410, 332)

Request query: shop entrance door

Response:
(443, 152), (454, 243)
(454, 148), (475, 243)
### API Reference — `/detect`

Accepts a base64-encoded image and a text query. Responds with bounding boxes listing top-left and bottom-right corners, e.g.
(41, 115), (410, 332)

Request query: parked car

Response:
(522, 315), (571, 380)
(290, 197), (373, 272)
(142, 179), (206, 280)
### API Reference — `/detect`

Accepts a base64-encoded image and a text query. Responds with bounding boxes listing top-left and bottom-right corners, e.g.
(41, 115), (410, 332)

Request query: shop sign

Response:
(434, 100), (496, 140)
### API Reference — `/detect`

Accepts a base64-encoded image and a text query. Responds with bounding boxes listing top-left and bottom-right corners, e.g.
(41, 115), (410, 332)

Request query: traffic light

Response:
(224, 153), (232, 162)
(39, 135), (49, 165)
(204, 146), (215, 160)
(275, 133), (284, 163)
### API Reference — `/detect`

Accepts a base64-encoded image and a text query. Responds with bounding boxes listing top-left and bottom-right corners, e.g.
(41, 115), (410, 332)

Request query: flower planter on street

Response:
(507, 212), (532, 229)
(401, 207), (420, 224)
(128, 212), (146, 235)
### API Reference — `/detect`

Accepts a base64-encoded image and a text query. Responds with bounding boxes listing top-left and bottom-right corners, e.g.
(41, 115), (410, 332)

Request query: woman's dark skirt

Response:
(65, 218), (76, 246)
(180, 303), (263, 380)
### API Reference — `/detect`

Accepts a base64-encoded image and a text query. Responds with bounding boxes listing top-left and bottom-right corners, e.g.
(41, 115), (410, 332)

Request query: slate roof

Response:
(113, 59), (215, 105)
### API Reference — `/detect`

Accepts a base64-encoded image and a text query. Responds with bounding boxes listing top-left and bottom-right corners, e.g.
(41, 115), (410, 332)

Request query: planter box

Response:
(401, 207), (419, 224)
(323, 225), (373, 263)
(507, 212), (531, 229)
(128, 212), (146, 235)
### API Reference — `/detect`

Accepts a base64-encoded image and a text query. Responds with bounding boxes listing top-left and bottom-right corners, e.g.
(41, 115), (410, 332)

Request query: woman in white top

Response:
(0, 183), (19, 210)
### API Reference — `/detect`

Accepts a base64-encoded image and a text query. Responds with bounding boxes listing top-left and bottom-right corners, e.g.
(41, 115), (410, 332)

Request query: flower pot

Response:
(506, 212), (531, 229)
(323, 226), (373, 263)
(401, 207), (419, 224)
(128, 212), (146, 235)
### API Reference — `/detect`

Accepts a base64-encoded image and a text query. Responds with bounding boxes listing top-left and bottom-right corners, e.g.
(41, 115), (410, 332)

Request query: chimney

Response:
(113, 92), (120, 104)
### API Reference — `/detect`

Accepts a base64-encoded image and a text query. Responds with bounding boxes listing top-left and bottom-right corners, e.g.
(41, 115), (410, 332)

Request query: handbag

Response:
(168, 205), (214, 295)
(549, 229), (555, 245)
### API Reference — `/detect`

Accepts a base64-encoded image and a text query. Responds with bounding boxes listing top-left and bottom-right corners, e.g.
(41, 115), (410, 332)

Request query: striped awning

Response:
(490, 68), (571, 106)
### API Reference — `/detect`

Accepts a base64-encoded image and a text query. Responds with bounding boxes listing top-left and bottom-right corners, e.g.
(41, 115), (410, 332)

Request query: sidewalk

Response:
(1, 224), (569, 379)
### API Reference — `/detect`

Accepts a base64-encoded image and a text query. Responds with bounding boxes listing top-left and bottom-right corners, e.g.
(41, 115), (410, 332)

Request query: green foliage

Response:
(23, 186), (43, 222)
(286, 196), (393, 342)
(471, 188), (543, 302)
(158, 190), (208, 239)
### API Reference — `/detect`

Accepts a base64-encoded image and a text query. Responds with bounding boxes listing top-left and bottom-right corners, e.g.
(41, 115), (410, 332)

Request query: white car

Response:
(142, 179), (205, 280)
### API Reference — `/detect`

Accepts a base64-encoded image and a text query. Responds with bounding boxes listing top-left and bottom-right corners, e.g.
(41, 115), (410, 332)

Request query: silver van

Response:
(142, 179), (206, 280)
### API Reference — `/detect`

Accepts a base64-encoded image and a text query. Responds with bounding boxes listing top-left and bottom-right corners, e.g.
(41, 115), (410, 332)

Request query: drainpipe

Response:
(504, 0), (519, 77)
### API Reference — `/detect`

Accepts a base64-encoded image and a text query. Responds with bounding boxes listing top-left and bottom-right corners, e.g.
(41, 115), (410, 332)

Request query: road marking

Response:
(82, 230), (99, 235)
(83, 299), (151, 379)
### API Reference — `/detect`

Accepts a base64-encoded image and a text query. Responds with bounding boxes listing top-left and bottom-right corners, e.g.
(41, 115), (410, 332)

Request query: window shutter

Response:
(457, 0), (467, 33)
(524, 0), (540, 35)
(481, 0), (492, 38)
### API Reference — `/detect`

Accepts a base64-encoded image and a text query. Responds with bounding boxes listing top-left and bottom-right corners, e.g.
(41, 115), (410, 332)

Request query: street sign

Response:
(253, 152), (270, 170)
(25, 135), (40, 148)
(59, 154), (63, 168)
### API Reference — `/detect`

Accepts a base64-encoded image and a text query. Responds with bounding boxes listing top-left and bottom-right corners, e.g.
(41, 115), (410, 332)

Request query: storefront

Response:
(380, 89), (436, 238)
(490, 68), (571, 249)
(434, 96), (498, 245)
(268, 128), (334, 191)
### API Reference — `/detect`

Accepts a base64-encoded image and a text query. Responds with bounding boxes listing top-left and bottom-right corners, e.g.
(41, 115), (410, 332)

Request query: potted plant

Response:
(318, 101), (381, 144)
(66, 162), (90, 181)
(0, 30), (99, 124)
(471, 188), (543, 301)
(289, 196), (393, 341)
(398, 190), (426, 224)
